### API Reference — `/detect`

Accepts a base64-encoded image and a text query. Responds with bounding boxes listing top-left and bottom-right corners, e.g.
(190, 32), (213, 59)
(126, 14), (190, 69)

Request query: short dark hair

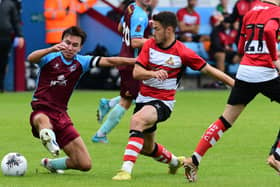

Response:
(62, 26), (87, 45)
(152, 11), (178, 31)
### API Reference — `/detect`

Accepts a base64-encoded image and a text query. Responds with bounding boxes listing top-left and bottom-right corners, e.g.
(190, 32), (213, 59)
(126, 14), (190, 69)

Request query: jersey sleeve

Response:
(176, 9), (184, 22)
(130, 10), (148, 39)
(38, 52), (59, 68)
(136, 40), (150, 67)
(77, 55), (96, 72)
(237, 14), (247, 55)
(195, 12), (200, 25)
(264, 19), (279, 61)
(181, 45), (206, 70)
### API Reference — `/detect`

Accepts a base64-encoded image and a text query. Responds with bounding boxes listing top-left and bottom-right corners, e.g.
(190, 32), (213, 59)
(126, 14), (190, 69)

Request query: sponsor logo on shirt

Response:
(165, 57), (174, 65)
(50, 75), (67, 87)
(69, 64), (76, 72)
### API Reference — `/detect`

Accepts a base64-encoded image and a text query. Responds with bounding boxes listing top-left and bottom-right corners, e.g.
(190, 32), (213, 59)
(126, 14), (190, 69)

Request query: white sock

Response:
(169, 154), (179, 167)
(121, 161), (134, 174)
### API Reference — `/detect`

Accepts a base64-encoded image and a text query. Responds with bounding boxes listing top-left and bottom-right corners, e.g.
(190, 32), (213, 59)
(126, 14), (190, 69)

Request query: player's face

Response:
(61, 35), (82, 60)
(188, 0), (197, 7)
(139, 0), (152, 7)
(153, 21), (168, 47)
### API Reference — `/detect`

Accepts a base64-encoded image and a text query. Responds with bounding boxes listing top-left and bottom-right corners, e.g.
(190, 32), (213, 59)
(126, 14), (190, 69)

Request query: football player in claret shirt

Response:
(112, 11), (234, 181)
(92, 0), (151, 143)
(184, 0), (280, 182)
(27, 26), (135, 173)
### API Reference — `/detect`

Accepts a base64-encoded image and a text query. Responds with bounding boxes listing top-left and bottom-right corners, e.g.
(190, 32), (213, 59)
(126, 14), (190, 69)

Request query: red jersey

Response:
(238, 2), (280, 67)
(219, 29), (238, 47)
(236, 2), (280, 83)
(136, 38), (206, 109)
(176, 8), (200, 37)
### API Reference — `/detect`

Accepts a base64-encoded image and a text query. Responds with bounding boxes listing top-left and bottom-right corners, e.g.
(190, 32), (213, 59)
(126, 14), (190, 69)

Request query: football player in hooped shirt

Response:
(112, 11), (234, 181)
(184, 0), (280, 182)
(27, 26), (135, 173)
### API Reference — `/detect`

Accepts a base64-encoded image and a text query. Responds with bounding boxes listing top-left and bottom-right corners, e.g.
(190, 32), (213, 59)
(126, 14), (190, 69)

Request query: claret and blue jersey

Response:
(31, 52), (99, 112)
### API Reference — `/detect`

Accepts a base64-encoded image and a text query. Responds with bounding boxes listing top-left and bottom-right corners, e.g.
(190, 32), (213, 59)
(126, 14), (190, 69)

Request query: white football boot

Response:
(40, 129), (60, 157)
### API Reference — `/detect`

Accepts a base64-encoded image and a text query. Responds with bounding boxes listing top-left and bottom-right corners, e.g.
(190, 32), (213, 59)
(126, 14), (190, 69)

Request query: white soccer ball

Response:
(1, 152), (27, 176)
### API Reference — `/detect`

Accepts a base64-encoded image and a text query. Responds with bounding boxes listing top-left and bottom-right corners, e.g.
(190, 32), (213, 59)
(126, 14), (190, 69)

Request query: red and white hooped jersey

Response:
(236, 2), (280, 83)
(136, 38), (206, 110)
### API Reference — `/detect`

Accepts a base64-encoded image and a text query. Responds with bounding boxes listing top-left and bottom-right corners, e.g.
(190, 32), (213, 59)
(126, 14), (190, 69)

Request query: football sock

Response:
(192, 116), (232, 166)
(49, 157), (67, 170)
(148, 143), (177, 166)
(121, 130), (144, 174)
(97, 104), (126, 136)
(108, 96), (121, 108)
(270, 130), (280, 160)
(274, 140), (280, 161)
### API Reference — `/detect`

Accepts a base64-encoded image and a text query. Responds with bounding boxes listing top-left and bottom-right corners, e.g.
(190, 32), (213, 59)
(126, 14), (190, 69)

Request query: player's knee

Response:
(131, 115), (145, 129)
(78, 159), (92, 171)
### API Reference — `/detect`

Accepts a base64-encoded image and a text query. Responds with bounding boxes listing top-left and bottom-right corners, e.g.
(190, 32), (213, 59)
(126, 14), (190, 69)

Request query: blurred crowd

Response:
(0, 0), (261, 91)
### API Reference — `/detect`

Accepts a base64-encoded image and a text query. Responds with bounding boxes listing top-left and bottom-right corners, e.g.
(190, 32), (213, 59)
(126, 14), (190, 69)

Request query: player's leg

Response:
(267, 130), (280, 174)
(97, 96), (121, 124)
(31, 112), (60, 157)
(93, 69), (139, 143)
(112, 104), (156, 180)
(142, 132), (185, 175)
(62, 137), (91, 170)
(184, 80), (257, 182)
(41, 124), (91, 172)
(261, 78), (280, 174)
(41, 137), (91, 172)
(184, 105), (245, 182)
(92, 97), (132, 143)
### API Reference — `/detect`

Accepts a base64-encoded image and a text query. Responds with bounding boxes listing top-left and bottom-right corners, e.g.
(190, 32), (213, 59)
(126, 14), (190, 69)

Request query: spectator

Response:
(176, 0), (201, 42)
(204, 19), (240, 89)
(107, 0), (134, 23)
(225, 0), (261, 43)
(210, 19), (240, 73)
(0, 0), (24, 93)
(210, 0), (232, 27)
(44, 0), (97, 45)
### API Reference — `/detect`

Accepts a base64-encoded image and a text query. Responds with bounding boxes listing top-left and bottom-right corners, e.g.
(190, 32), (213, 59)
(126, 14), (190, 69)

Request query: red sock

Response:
(150, 143), (172, 164)
(275, 140), (280, 160)
(123, 136), (144, 163)
(193, 117), (231, 163)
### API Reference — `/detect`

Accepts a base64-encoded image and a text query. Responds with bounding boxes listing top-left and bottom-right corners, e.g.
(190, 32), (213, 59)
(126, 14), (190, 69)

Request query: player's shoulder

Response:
(174, 40), (188, 50)
(177, 7), (186, 14)
(75, 53), (94, 62)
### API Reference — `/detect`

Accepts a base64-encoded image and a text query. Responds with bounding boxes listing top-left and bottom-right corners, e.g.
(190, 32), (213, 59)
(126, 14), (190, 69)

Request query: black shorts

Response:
(133, 100), (172, 133)
(228, 77), (280, 105)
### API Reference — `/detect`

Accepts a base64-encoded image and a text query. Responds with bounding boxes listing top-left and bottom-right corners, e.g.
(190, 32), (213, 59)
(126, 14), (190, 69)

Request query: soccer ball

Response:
(1, 152), (27, 176)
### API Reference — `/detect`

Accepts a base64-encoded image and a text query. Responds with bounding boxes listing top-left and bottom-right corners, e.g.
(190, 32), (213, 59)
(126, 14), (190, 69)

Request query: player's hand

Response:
(51, 42), (67, 52)
(154, 70), (168, 81)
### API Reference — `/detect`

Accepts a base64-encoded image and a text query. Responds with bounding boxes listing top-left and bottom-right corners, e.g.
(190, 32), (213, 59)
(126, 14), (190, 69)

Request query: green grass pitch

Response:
(0, 90), (279, 187)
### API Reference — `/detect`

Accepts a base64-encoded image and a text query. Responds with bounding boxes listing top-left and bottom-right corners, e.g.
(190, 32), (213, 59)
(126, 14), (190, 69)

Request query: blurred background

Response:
(3, 0), (239, 92)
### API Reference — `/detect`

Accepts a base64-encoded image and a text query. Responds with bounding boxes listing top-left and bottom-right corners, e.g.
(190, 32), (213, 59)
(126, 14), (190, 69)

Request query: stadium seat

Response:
(227, 63), (239, 75)
(184, 42), (200, 54)
(199, 24), (212, 35)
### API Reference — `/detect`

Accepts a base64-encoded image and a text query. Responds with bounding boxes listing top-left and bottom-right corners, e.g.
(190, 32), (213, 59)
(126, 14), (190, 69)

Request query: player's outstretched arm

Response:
(99, 57), (136, 67)
(200, 63), (235, 87)
(27, 42), (67, 63)
(133, 63), (168, 81)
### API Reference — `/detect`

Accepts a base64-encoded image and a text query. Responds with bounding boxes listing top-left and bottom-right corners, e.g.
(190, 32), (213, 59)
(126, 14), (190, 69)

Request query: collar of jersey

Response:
(59, 52), (76, 65)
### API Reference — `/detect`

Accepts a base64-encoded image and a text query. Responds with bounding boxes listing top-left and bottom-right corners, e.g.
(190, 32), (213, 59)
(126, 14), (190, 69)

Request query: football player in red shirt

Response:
(184, 0), (280, 182)
(112, 11), (234, 181)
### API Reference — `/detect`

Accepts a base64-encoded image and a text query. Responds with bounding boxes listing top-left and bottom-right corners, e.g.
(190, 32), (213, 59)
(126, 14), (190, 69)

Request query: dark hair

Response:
(152, 11), (178, 31)
(62, 26), (87, 45)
